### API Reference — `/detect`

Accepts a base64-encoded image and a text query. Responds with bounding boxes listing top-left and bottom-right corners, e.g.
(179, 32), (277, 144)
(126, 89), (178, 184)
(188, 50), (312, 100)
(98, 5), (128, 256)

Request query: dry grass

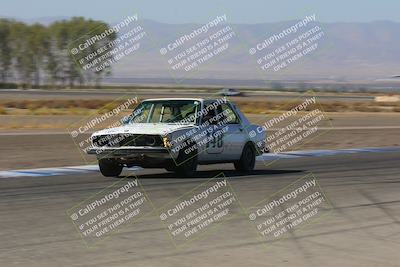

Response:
(235, 100), (400, 114)
(1, 99), (111, 110)
(0, 100), (126, 116)
(0, 106), (7, 115)
(1, 99), (400, 115)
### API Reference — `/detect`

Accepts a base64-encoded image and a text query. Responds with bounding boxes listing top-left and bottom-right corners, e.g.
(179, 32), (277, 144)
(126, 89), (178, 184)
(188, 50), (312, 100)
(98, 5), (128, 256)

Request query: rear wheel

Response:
(234, 143), (256, 172)
(99, 159), (123, 177)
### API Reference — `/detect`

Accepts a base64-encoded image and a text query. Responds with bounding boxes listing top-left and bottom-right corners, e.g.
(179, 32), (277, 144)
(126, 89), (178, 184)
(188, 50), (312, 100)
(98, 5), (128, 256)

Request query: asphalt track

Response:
(1, 151), (400, 266)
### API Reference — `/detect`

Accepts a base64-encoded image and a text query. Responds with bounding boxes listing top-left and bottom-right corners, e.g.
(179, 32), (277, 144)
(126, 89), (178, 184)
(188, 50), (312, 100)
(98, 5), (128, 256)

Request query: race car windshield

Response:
(129, 100), (200, 124)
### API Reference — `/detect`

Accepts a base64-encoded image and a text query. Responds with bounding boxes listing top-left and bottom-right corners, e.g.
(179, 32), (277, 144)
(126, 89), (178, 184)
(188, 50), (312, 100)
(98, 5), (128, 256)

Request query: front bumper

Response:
(87, 146), (171, 158)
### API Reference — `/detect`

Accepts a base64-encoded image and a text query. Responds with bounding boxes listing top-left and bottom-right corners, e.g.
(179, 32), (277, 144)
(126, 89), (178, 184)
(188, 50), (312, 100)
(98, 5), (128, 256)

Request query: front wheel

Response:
(173, 144), (198, 177)
(234, 143), (256, 172)
(99, 159), (123, 177)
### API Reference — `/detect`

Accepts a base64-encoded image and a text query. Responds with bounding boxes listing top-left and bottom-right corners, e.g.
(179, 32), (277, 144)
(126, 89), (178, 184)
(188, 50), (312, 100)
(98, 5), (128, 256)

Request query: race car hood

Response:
(92, 123), (195, 136)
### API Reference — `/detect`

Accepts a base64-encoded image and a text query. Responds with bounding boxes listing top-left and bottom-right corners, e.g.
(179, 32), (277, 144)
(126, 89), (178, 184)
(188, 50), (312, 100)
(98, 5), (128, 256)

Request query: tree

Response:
(0, 17), (116, 88)
(9, 21), (32, 86)
(48, 17), (116, 87)
(0, 19), (12, 83)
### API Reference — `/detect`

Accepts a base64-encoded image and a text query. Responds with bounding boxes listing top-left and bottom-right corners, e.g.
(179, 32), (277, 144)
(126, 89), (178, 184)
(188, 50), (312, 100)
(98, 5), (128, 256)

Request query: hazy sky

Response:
(2, 0), (400, 23)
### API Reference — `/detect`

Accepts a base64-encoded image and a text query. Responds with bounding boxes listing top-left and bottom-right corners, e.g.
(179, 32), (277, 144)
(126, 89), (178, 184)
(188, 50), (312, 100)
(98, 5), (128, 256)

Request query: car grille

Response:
(92, 134), (163, 147)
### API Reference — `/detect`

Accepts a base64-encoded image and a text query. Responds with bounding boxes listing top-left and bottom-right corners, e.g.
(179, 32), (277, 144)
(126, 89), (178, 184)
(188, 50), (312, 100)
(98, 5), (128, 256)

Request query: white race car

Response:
(88, 98), (266, 177)
(219, 88), (242, 96)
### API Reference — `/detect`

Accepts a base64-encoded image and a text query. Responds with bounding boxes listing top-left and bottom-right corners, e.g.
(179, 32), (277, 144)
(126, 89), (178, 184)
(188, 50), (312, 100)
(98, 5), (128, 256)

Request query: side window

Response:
(219, 103), (239, 124)
(202, 103), (218, 125)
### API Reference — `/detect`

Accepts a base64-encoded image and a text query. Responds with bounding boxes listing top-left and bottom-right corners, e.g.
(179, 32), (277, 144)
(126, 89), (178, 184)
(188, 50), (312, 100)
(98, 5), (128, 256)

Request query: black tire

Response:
(234, 143), (256, 172)
(174, 143), (198, 177)
(99, 159), (123, 177)
(164, 164), (175, 172)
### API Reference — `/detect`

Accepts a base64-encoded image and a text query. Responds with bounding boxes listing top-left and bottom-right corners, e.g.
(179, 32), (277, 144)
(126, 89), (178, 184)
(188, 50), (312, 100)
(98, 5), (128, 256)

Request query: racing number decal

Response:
(205, 125), (225, 154)
(206, 133), (223, 149)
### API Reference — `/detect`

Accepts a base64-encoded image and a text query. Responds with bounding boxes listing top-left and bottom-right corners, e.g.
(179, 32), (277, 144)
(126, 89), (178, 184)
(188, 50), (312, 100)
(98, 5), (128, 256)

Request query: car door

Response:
(196, 101), (225, 162)
(204, 103), (225, 154)
(216, 102), (247, 160)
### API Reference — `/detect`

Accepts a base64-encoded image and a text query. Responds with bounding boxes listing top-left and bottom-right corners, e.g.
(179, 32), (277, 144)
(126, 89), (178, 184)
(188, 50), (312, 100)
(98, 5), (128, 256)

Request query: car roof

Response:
(143, 98), (205, 102)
